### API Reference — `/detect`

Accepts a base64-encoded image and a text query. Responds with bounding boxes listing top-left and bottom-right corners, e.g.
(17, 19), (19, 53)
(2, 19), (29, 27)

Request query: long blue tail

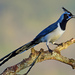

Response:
(0, 41), (37, 66)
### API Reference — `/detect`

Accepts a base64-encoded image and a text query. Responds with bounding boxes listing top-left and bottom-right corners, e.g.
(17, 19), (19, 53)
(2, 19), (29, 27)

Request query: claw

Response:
(54, 43), (63, 46)
(48, 49), (53, 54)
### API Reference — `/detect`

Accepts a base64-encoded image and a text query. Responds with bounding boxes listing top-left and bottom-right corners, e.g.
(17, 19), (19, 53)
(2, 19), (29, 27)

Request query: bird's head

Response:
(58, 7), (75, 23)
(62, 7), (75, 20)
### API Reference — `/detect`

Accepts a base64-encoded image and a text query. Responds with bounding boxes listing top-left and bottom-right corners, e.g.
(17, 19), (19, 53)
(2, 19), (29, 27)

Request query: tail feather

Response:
(0, 41), (37, 66)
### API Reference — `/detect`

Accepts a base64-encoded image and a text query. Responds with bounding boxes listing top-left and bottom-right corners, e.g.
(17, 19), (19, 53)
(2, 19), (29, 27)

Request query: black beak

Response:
(72, 15), (75, 18)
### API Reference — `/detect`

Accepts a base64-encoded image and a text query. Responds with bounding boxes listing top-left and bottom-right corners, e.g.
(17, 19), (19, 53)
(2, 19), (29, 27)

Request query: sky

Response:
(0, 0), (75, 75)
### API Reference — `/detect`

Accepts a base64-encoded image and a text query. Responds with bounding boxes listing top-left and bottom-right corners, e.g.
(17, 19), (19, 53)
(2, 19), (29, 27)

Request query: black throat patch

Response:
(60, 19), (68, 30)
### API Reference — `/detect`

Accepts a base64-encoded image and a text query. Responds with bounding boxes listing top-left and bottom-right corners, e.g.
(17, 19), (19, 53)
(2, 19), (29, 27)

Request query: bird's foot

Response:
(54, 43), (63, 46)
(48, 49), (53, 54)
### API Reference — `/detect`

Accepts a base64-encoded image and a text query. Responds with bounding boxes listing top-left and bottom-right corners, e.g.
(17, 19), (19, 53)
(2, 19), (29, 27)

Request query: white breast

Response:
(41, 23), (65, 44)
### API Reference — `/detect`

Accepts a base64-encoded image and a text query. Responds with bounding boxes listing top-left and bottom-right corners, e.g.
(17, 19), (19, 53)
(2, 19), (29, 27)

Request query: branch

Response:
(1, 38), (75, 75)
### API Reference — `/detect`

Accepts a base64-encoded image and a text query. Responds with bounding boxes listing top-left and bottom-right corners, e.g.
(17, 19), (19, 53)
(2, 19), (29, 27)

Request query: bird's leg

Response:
(46, 42), (53, 54)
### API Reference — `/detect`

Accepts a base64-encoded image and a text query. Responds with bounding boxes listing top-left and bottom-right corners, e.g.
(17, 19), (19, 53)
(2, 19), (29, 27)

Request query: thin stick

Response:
(25, 51), (41, 75)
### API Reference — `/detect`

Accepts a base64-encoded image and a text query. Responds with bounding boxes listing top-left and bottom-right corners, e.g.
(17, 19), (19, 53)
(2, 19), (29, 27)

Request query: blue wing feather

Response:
(33, 22), (58, 41)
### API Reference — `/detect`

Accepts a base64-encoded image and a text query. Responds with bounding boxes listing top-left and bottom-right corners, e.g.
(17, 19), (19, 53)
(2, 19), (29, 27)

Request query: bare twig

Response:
(1, 38), (75, 75)
(25, 51), (41, 75)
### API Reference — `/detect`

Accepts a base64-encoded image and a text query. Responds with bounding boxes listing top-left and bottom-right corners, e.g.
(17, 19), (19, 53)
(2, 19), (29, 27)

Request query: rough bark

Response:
(1, 38), (75, 75)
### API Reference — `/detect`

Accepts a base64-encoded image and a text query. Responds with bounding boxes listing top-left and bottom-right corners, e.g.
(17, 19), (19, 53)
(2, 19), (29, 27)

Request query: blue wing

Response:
(33, 22), (58, 41)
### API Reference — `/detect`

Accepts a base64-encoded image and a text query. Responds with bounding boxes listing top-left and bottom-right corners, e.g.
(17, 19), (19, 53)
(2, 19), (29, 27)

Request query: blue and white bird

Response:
(0, 7), (75, 66)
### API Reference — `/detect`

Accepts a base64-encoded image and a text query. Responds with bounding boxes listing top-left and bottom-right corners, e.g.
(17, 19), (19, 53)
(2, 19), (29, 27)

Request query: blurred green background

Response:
(0, 0), (75, 75)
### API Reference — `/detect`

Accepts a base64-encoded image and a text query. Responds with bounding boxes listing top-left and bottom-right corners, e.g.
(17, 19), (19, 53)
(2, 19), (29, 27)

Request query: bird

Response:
(0, 7), (75, 66)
